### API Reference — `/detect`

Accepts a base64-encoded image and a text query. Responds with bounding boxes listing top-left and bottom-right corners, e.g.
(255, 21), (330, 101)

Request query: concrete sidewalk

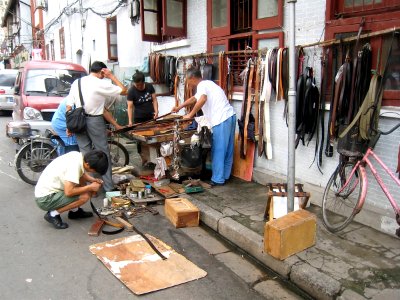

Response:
(182, 175), (400, 300)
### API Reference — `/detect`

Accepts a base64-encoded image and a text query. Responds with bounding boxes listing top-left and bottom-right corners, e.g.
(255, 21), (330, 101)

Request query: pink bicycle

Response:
(322, 121), (400, 236)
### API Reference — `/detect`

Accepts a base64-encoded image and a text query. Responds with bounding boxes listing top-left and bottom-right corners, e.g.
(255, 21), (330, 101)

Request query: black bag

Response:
(199, 126), (212, 149)
(66, 79), (86, 133)
(238, 113), (256, 142)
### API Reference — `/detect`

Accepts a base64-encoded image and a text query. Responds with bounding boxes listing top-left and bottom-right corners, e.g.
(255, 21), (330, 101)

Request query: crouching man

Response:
(34, 150), (108, 229)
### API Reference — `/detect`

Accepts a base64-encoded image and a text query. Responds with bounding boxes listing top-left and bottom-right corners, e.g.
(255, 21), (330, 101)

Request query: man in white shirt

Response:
(35, 150), (108, 229)
(172, 67), (236, 186)
(66, 61), (127, 192)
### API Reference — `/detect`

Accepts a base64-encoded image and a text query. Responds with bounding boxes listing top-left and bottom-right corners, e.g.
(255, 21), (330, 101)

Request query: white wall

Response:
(251, 0), (400, 234)
(19, 0), (32, 54)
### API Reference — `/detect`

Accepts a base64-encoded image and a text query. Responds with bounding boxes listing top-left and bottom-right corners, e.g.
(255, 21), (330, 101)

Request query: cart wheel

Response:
(108, 140), (129, 167)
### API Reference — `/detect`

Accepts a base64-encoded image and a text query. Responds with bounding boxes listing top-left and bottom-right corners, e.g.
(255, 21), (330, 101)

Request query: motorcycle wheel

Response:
(16, 142), (58, 185)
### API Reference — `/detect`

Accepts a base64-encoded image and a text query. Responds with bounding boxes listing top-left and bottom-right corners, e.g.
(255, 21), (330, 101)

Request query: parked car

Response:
(0, 69), (18, 113)
(8, 60), (87, 137)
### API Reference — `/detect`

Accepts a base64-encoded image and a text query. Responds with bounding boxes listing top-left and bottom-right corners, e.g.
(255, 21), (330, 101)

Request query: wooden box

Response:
(165, 198), (199, 228)
(264, 209), (316, 260)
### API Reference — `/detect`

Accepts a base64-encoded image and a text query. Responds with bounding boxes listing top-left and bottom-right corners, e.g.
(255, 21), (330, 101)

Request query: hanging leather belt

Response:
(242, 62), (254, 158)
(258, 59), (265, 157)
(149, 53), (156, 83)
(282, 48), (289, 101)
(174, 74), (180, 108)
(254, 58), (261, 139)
(261, 49), (273, 159)
(275, 48), (281, 101)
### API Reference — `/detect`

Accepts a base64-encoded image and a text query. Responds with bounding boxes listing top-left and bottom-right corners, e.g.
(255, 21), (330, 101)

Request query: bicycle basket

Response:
(337, 125), (369, 157)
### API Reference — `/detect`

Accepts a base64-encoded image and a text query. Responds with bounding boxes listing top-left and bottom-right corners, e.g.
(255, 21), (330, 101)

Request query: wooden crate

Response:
(165, 198), (199, 228)
(264, 209), (316, 260)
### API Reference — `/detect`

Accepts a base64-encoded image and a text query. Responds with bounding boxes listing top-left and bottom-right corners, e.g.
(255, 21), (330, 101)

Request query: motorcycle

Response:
(7, 119), (130, 185)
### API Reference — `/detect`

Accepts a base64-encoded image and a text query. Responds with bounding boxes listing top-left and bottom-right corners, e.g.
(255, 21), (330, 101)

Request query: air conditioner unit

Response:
(36, 0), (48, 11)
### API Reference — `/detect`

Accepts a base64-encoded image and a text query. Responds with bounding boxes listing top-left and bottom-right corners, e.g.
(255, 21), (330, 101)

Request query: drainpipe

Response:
(287, 0), (297, 213)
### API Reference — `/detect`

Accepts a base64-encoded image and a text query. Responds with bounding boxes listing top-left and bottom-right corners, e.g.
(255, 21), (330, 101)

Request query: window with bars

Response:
(232, 0), (252, 34)
(326, 0), (400, 106)
(229, 37), (253, 86)
(207, 0), (283, 89)
(59, 27), (65, 59)
(50, 40), (55, 61)
(45, 44), (49, 60)
(107, 17), (118, 61)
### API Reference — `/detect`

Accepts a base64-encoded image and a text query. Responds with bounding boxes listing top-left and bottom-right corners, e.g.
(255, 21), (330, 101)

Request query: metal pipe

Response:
(287, 0), (297, 213)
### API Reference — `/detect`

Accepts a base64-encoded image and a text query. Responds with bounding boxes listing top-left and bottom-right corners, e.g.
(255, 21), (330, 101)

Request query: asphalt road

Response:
(0, 113), (305, 300)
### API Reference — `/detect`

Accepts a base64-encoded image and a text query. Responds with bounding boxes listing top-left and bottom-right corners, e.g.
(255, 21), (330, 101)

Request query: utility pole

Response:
(287, 0), (297, 213)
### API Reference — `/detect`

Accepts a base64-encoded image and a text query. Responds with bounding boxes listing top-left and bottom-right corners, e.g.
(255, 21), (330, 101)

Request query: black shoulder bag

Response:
(66, 79), (86, 133)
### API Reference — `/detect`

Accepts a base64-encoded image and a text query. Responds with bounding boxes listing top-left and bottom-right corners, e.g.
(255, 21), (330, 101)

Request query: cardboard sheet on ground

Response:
(89, 234), (207, 295)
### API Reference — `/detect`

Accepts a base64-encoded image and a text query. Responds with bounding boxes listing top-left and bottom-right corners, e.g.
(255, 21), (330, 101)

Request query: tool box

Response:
(264, 209), (316, 260)
(165, 198), (199, 228)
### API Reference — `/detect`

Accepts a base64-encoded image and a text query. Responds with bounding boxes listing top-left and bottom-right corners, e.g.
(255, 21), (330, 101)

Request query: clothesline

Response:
(153, 49), (267, 60)
(152, 26), (398, 59)
(301, 26), (399, 48)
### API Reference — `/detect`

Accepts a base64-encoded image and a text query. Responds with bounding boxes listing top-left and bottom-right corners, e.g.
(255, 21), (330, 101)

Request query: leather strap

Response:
(238, 60), (250, 158)
(174, 74), (180, 107)
(258, 59), (265, 156)
(282, 48), (289, 101)
(318, 51), (328, 168)
(275, 48), (281, 101)
(243, 63), (254, 157)
(130, 222), (167, 260)
(329, 63), (345, 139)
(89, 200), (124, 235)
(325, 46), (338, 157)
(254, 58), (260, 138)
(278, 48), (284, 101)
(77, 79), (85, 108)
(261, 49), (273, 159)
(297, 48), (305, 82)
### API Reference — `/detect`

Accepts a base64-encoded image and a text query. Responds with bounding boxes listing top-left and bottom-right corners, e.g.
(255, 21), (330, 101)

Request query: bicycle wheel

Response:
(108, 140), (129, 167)
(16, 142), (58, 185)
(322, 161), (364, 232)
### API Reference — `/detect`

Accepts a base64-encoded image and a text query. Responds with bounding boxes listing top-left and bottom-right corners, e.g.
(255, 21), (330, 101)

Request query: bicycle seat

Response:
(45, 129), (66, 147)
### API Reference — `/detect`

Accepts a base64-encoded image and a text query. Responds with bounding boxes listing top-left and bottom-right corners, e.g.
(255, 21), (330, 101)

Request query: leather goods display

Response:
(295, 67), (320, 148)
(66, 78), (86, 133)
(202, 63), (213, 80)
(260, 49), (274, 159)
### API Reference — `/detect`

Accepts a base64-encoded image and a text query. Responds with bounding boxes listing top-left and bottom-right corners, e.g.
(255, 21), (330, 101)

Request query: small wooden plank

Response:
(154, 185), (177, 198)
(232, 134), (255, 181)
(169, 182), (185, 194)
(115, 217), (134, 231)
(88, 219), (105, 236)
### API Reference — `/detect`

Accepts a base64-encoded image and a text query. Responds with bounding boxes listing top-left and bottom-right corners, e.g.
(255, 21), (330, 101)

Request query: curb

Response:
(188, 196), (343, 300)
